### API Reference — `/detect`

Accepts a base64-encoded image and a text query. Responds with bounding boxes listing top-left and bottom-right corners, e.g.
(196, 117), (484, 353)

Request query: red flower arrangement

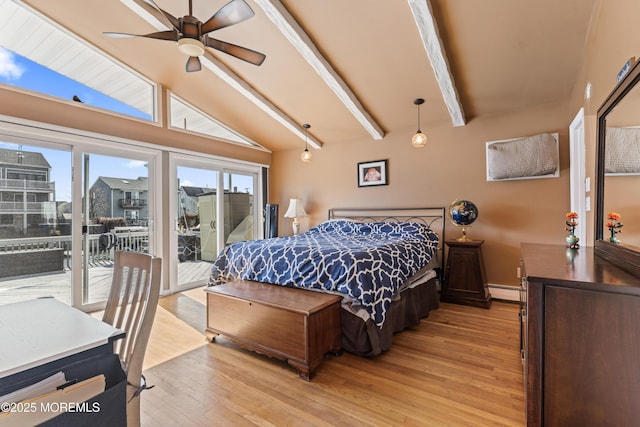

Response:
(565, 212), (579, 248)
(565, 212), (578, 236)
(606, 212), (623, 243)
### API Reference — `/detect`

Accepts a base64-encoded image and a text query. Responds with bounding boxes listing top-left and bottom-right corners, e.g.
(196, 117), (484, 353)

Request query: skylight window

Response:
(0, 0), (155, 120)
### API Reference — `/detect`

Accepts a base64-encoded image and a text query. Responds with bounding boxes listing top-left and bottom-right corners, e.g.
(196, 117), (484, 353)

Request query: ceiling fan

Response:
(104, 0), (266, 72)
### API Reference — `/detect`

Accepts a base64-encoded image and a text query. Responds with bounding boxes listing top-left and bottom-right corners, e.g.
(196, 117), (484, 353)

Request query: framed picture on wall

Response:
(357, 159), (388, 187)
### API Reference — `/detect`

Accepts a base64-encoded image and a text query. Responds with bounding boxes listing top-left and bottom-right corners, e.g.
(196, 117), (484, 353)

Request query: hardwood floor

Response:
(141, 289), (525, 426)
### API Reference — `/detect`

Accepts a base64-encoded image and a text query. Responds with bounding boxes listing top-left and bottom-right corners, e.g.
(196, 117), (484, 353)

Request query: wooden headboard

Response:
(327, 207), (446, 280)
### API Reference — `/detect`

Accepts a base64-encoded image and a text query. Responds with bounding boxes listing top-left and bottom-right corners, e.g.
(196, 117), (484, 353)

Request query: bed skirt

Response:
(340, 277), (439, 356)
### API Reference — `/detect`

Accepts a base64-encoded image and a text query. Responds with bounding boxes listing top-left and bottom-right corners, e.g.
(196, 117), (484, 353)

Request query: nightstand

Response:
(441, 239), (492, 308)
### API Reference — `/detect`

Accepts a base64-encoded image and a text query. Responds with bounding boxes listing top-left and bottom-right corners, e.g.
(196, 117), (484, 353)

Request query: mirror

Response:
(595, 60), (640, 272)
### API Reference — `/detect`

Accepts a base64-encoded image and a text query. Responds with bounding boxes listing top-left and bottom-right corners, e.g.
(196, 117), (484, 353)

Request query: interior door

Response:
(569, 108), (587, 244)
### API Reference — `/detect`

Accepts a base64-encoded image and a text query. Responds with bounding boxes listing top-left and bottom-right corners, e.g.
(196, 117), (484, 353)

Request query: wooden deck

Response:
(0, 260), (213, 306)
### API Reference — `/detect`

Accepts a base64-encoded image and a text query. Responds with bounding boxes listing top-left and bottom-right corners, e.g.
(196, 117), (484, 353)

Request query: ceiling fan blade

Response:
(103, 30), (179, 41)
(138, 0), (181, 31)
(201, 0), (255, 35)
(204, 37), (265, 65)
(186, 56), (202, 72)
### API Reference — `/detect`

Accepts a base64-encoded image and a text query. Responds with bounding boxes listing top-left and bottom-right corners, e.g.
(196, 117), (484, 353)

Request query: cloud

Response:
(124, 160), (147, 168)
(0, 47), (25, 81)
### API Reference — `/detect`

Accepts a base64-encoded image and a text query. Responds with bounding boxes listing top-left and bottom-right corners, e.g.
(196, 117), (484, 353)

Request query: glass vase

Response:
(566, 234), (579, 249)
(609, 229), (620, 244)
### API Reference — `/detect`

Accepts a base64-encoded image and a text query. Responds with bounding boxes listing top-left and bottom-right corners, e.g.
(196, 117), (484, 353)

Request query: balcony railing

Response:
(0, 229), (149, 271)
(120, 198), (147, 208)
(0, 178), (55, 192)
(0, 201), (55, 213)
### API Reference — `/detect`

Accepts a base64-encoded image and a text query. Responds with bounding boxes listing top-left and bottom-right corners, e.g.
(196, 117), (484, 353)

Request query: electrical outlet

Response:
(585, 177), (591, 192)
(586, 196), (591, 211)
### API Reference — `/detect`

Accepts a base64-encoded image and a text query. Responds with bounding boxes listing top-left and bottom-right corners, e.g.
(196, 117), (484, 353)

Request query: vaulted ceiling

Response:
(19, 0), (598, 152)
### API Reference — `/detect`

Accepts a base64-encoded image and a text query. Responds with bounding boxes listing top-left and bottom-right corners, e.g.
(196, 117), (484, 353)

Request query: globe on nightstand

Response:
(449, 199), (478, 242)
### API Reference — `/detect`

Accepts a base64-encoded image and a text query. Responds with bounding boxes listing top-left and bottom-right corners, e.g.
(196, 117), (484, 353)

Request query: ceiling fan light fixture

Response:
(412, 98), (427, 148)
(106, 0), (265, 70)
(178, 38), (205, 56)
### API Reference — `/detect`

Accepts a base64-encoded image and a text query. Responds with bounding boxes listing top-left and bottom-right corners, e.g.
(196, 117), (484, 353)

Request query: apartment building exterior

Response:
(0, 147), (56, 238)
(89, 176), (149, 225)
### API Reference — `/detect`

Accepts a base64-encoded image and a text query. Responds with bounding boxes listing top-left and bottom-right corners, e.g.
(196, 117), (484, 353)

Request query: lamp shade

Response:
(177, 38), (205, 56)
(412, 131), (427, 148)
(301, 148), (312, 162)
(284, 198), (307, 218)
(301, 123), (312, 163)
(412, 98), (427, 148)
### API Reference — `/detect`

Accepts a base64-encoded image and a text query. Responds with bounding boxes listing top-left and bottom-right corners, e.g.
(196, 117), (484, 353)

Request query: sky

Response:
(0, 47), (253, 201)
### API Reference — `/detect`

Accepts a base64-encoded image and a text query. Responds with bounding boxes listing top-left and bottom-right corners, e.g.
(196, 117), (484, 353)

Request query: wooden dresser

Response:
(205, 280), (342, 380)
(521, 243), (640, 426)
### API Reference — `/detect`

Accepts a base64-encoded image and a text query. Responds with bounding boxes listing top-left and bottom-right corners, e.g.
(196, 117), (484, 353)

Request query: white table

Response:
(0, 297), (124, 384)
(0, 298), (127, 425)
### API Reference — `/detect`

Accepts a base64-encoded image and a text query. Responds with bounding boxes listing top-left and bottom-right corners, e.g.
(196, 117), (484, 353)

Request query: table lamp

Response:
(284, 198), (307, 235)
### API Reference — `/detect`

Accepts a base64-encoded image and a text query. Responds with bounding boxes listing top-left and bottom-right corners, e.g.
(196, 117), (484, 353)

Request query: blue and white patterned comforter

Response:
(208, 220), (439, 327)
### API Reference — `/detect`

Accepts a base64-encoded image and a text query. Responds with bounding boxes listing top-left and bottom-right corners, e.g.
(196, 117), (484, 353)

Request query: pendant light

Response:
(300, 123), (312, 162)
(411, 98), (427, 148)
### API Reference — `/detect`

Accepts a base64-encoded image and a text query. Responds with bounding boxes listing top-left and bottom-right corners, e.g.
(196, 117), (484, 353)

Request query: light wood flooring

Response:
(141, 289), (525, 426)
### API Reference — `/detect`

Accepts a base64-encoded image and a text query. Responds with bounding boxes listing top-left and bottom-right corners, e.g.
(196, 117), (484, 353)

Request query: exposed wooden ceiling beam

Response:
(200, 52), (323, 148)
(408, 0), (466, 127)
(252, 0), (385, 141)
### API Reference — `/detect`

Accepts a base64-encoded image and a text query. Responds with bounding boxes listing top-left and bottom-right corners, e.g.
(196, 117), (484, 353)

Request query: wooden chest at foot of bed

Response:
(205, 280), (343, 380)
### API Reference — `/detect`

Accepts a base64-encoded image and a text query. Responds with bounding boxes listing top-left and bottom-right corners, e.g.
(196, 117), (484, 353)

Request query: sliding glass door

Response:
(0, 141), (72, 305)
(0, 120), (264, 308)
(223, 170), (257, 243)
(169, 154), (262, 292)
(78, 151), (153, 309)
(175, 164), (219, 288)
(0, 128), (161, 311)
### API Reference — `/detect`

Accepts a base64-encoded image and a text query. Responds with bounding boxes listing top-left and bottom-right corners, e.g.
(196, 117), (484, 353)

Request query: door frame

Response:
(167, 152), (264, 294)
(73, 143), (162, 312)
(569, 107), (587, 244)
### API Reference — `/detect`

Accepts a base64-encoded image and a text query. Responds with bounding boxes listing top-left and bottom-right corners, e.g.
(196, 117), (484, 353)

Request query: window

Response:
(169, 93), (263, 148)
(0, 1), (155, 121)
(0, 2), (271, 153)
(125, 210), (139, 221)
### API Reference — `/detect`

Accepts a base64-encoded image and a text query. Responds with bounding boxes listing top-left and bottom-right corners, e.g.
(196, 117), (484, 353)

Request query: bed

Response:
(207, 207), (445, 356)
